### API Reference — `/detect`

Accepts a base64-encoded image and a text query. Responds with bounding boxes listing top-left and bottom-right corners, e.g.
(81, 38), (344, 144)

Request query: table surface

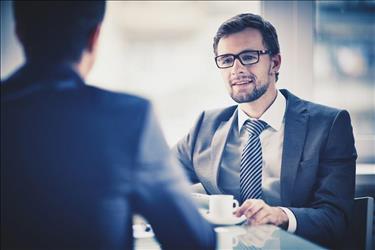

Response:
(134, 222), (325, 250)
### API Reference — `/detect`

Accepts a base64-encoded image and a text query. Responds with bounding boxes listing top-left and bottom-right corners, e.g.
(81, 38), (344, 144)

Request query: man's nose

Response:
(231, 58), (246, 75)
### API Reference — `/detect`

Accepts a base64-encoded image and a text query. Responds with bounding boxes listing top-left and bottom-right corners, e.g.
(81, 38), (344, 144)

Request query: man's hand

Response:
(234, 199), (289, 229)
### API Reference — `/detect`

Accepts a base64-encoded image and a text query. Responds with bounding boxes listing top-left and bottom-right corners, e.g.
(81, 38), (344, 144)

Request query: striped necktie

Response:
(240, 119), (268, 203)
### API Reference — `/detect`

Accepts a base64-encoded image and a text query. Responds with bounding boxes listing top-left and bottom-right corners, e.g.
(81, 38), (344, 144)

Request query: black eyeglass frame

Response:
(215, 49), (271, 69)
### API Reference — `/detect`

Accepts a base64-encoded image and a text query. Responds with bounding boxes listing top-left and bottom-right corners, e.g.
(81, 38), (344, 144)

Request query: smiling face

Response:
(217, 27), (280, 103)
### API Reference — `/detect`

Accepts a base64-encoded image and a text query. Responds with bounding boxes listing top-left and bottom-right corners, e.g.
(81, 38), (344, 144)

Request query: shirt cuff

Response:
(279, 207), (297, 233)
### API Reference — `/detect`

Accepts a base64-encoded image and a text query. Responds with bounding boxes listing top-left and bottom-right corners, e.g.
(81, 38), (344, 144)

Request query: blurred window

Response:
(314, 1), (375, 164)
(88, 1), (261, 145)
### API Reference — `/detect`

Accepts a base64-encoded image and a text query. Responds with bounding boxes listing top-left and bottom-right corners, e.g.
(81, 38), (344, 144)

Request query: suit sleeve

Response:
(171, 112), (205, 184)
(289, 110), (357, 248)
(133, 104), (215, 250)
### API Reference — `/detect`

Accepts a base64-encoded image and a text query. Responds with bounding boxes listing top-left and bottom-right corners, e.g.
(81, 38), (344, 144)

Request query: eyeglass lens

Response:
(216, 51), (259, 68)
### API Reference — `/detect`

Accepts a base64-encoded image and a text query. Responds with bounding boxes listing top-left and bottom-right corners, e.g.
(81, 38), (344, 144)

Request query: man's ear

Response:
(86, 24), (101, 53)
(271, 53), (281, 72)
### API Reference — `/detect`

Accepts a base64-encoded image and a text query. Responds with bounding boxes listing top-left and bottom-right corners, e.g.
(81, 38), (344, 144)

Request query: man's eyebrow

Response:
(217, 49), (263, 56)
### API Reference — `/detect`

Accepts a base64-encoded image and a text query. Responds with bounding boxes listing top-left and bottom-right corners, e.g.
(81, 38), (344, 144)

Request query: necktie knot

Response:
(244, 119), (267, 137)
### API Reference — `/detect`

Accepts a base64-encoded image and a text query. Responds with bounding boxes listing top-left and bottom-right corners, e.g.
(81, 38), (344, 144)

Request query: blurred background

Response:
(1, 0), (374, 236)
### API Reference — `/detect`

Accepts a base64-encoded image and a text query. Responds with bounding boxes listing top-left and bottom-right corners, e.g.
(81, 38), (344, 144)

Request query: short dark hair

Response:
(13, 1), (106, 63)
(213, 13), (280, 81)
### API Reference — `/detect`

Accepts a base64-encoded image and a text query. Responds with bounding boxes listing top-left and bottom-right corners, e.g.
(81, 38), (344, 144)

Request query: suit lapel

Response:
(280, 89), (309, 206)
(209, 108), (238, 194)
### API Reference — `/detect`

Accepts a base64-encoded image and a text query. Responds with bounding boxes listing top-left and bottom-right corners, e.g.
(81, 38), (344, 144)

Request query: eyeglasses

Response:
(215, 50), (271, 69)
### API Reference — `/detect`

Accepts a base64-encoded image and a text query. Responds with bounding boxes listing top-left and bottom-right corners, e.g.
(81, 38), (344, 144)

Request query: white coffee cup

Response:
(191, 193), (210, 209)
(209, 195), (239, 219)
(215, 227), (239, 250)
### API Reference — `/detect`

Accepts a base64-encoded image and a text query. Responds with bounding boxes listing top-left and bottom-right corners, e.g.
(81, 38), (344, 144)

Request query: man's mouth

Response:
(231, 78), (254, 86)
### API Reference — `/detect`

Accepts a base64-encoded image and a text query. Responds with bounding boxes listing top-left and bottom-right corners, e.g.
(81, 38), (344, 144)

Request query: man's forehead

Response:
(217, 27), (264, 54)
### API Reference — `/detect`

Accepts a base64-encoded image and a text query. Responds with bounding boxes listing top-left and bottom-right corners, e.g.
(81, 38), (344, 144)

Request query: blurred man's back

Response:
(1, 2), (215, 249)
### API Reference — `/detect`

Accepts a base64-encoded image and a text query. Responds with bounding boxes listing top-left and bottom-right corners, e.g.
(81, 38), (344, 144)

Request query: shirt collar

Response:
(238, 89), (286, 132)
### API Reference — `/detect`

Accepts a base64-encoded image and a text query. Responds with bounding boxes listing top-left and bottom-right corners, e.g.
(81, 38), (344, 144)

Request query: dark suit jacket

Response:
(173, 89), (357, 248)
(1, 63), (216, 250)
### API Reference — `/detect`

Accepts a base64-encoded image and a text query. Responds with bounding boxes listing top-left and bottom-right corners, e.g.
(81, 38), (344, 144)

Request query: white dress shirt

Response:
(218, 89), (297, 233)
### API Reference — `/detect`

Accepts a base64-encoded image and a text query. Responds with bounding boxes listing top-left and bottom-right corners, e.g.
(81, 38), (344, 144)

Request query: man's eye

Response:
(221, 57), (234, 65)
(241, 55), (256, 61)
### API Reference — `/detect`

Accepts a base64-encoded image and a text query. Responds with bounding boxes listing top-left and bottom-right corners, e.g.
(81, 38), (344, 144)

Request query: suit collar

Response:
(237, 89), (286, 132)
(209, 107), (238, 194)
(2, 62), (85, 101)
(279, 89), (309, 206)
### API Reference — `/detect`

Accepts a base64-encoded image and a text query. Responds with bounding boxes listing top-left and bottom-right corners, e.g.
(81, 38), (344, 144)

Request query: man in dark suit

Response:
(173, 13), (357, 248)
(1, 2), (215, 249)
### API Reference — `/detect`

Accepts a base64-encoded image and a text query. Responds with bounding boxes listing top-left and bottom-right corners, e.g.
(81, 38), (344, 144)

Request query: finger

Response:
(249, 207), (269, 224)
(235, 199), (255, 216)
(257, 214), (273, 225)
(256, 207), (282, 225)
(244, 200), (264, 219)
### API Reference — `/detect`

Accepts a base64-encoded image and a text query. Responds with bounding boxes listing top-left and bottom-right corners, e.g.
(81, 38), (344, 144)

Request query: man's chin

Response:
(231, 93), (263, 103)
(230, 83), (269, 103)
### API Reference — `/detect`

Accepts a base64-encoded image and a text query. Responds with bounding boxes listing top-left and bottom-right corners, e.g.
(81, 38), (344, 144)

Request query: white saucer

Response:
(199, 209), (247, 226)
(133, 224), (155, 238)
